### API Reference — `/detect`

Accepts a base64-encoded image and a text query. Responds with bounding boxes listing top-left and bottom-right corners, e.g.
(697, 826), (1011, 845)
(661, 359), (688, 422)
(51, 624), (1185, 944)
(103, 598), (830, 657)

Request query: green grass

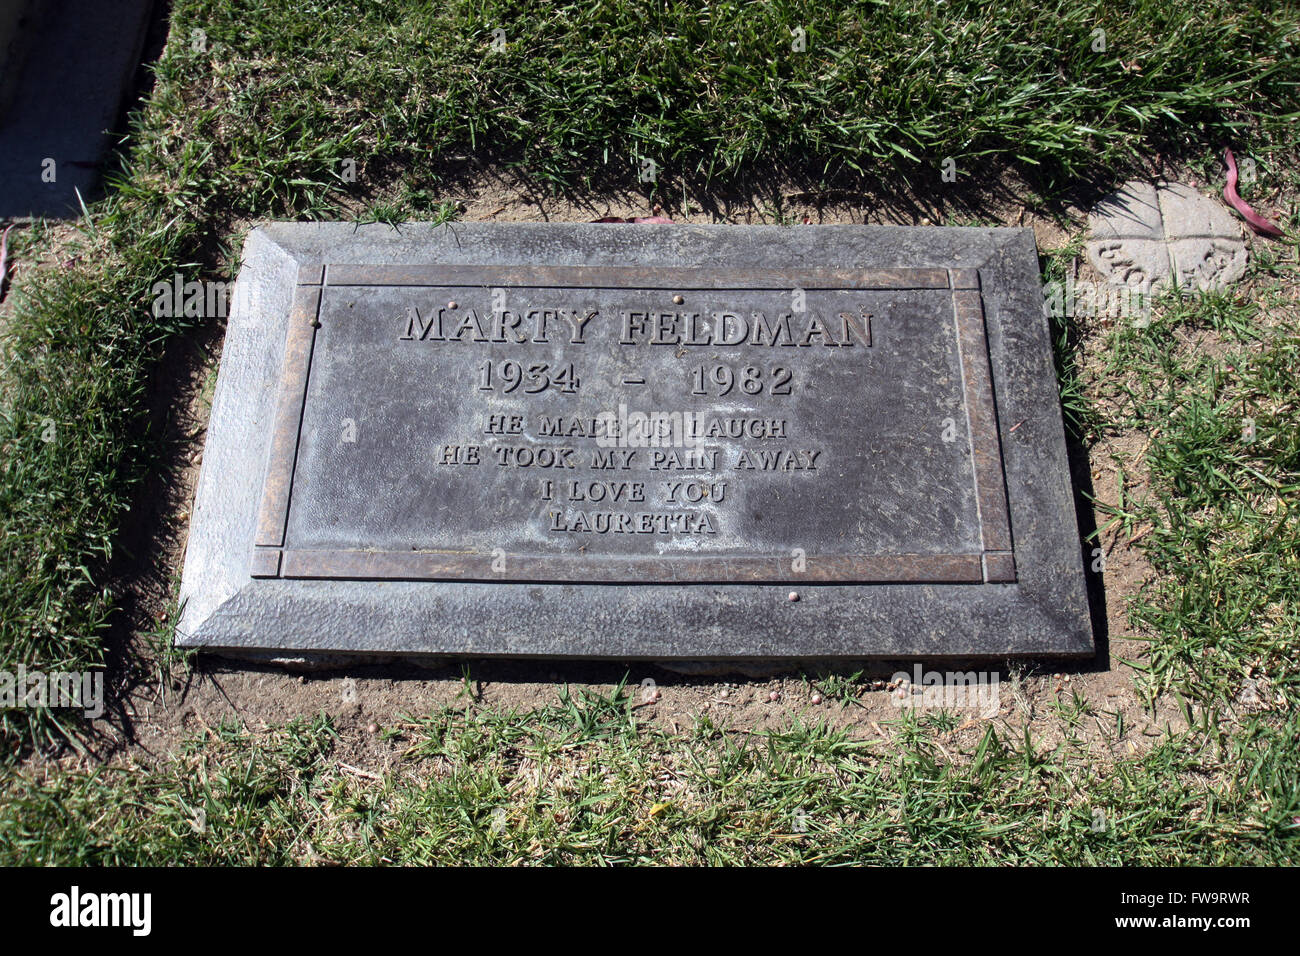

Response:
(1110, 322), (1300, 707)
(2, 689), (1294, 865)
(179, 0), (1300, 192)
(1, 0), (1299, 863)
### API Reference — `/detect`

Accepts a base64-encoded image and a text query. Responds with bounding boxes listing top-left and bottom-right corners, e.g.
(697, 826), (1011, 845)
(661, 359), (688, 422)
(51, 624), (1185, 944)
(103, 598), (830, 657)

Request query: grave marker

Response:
(179, 223), (1093, 659)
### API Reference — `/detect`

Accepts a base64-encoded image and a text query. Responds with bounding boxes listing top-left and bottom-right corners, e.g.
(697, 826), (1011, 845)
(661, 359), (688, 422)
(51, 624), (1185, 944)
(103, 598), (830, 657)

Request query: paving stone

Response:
(1085, 180), (1247, 292)
(1086, 237), (1171, 287)
(1168, 237), (1248, 291)
(1086, 181), (1165, 242)
(1158, 182), (1242, 239)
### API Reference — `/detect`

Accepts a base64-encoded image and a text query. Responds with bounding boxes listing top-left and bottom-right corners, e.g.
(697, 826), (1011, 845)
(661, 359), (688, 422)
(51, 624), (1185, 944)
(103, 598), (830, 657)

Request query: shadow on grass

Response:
(351, 147), (1141, 231)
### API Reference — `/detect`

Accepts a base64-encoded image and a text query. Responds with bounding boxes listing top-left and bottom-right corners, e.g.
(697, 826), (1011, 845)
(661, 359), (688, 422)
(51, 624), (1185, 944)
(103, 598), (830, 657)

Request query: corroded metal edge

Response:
(252, 271), (321, 548)
(278, 550), (985, 584)
(950, 271), (1016, 581)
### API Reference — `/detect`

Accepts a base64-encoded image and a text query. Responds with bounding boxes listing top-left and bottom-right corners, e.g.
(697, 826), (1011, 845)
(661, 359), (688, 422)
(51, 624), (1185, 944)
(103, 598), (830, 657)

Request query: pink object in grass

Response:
(1223, 148), (1285, 238)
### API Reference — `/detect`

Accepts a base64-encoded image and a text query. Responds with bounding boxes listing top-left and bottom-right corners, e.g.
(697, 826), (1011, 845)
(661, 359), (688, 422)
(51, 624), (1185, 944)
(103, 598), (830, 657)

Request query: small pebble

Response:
(366, 722), (379, 735)
(788, 591), (799, 602)
(672, 294), (684, 305)
(447, 300), (458, 309)
(811, 693), (823, 705)
(768, 690), (779, 702)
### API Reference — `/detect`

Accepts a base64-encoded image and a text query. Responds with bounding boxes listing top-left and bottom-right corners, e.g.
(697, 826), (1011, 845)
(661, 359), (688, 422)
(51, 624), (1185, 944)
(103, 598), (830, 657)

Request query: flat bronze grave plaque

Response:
(179, 223), (1094, 659)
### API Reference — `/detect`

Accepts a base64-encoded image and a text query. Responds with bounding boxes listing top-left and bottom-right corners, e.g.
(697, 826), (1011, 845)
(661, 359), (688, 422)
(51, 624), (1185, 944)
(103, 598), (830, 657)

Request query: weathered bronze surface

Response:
(251, 265), (1012, 585)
